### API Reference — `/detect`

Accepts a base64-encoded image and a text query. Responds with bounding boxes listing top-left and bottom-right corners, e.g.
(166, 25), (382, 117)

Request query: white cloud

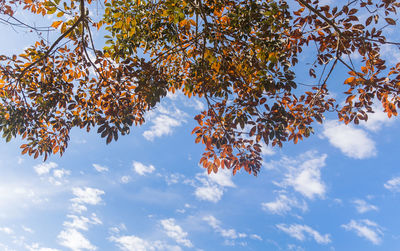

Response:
(250, 234), (262, 241)
(342, 219), (383, 245)
(22, 225), (34, 233)
(25, 243), (60, 251)
(120, 176), (132, 184)
(58, 228), (97, 251)
(160, 218), (193, 248)
(63, 214), (102, 231)
(207, 169), (236, 188)
(384, 176), (400, 192)
(276, 224), (331, 244)
(109, 223), (127, 234)
(262, 194), (307, 215)
(110, 235), (151, 251)
(92, 164), (108, 173)
(353, 199), (378, 214)
(53, 169), (70, 179)
(143, 107), (187, 141)
(203, 215), (247, 240)
(276, 151), (327, 199)
(360, 104), (395, 132)
(0, 227), (13, 234)
(71, 187), (105, 206)
(193, 169), (235, 203)
(49, 169), (71, 186)
(202, 215), (254, 246)
(34, 162), (58, 175)
(380, 44), (400, 64)
(321, 120), (376, 159)
(260, 142), (275, 156)
(33, 162), (70, 185)
(110, 235), (182, 251)
(195, 185), (224, 203)
(0, 179), (55, 219)
(182, 96), (205, 111)
(132, 161), (155, 176)
(164, 173), (185, 186)
(71, 203), (88, 214)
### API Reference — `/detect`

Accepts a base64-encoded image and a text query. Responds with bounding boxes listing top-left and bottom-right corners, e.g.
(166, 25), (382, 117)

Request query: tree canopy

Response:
(0, 0), (399, 175)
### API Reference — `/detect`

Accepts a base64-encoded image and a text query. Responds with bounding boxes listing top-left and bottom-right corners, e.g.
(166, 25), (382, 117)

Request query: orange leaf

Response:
(51, 20), (63, 29)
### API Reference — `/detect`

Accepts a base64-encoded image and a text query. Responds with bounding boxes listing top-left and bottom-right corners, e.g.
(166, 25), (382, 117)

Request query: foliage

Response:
(0, 0), (399, 175)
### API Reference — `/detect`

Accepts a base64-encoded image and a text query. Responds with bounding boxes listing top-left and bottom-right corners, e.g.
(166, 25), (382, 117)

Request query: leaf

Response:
(106, 132), (113, 144)
(366, 16), (372, 26)
(345, 77), (356, 84)
(249, 126), (256, 137)
(21, 147), (29, 155)
(53, 145), (60, 154)
(51, 20), (63, 29)
(385, 18), (396, 25)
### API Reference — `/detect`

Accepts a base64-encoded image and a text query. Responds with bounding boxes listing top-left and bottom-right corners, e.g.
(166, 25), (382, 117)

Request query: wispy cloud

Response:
(22, 225), (34, 234)
(143, 106), (187, 141)
(203, 215), (247, 240)
(353, 199), (378, 214)
(63, 214), (102, 231)
(25, 243), (60, 251)
(160, 218), (193, 248)
(120, 176), (132, 184)
(92, 164), (108, 173)
(384, 176), (400, 192)
(360, 103), (396, 132)
(276, 224), (331, 244)
(262, 193), (307, 215)
(33, 162), (70, 186)
(342, 219), (384, 245)
(71, 187), (105, 206)
(321, 120), (376, 159)
(0, 227), (13, 234)
(132, 161), (155, 176)
(33, 162), (58, 176)
(110, 235), (182, 251)
(194, 168), (235, 203)
(59, 187), (105, 251)
(58, 228), (97, 251)
(276, 151), (327, 199)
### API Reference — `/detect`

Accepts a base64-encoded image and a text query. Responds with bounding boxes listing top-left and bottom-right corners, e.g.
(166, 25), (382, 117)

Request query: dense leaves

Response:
(0, 0), (399, 175)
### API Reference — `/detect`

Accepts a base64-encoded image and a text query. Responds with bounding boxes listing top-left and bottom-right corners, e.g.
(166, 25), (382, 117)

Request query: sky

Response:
(1, 1), (400, 251)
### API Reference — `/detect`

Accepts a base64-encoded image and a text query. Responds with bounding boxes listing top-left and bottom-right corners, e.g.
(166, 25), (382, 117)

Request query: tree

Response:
(0, 0), (399, 175)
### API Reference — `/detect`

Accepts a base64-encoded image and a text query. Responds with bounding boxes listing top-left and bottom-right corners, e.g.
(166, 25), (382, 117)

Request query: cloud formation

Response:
(322, 120), (376, 159)
(71, 187), (105, 206)
(274, 151), (327, 199)
(133, 161), (155, 176)
(194, 168), (235, 203)
(342, 219), (383, 245)
(58, 228), (97, 251)
(110, 235), (182, 251)
(262, 194), (307, 215)
(203, 215), (247, 240)
(353, 199), (378, 214)
(92, 164), (108, 173)
(276, 224), (331, 244)
(33, 162), (58, 175)
(384, 176), (400, 192)
(143, 106), (187, 141)
(160, 218), (193, 248)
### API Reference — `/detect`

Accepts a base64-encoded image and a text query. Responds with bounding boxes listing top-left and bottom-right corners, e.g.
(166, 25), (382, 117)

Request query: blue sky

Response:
(1, 1), (400, 251)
